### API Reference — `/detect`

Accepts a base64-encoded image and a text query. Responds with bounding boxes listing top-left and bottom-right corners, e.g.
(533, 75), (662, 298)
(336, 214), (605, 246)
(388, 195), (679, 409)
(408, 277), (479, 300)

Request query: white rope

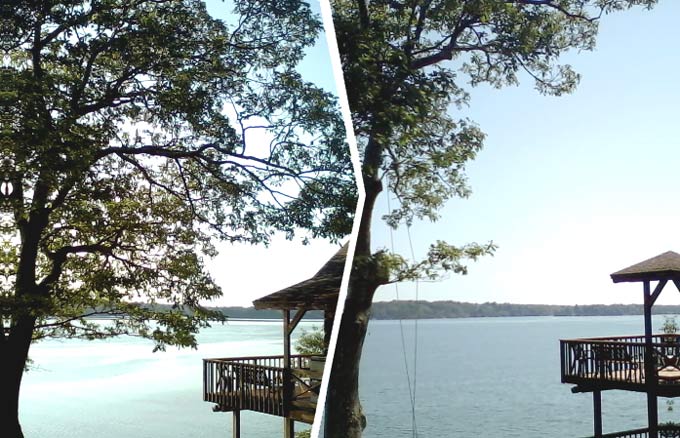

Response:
(405, 223), (419, 438)
(385, 181), (419, 438)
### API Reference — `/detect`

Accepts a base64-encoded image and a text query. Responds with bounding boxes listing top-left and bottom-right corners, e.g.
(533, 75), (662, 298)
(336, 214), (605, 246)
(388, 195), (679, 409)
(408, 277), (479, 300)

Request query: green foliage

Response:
(380, 240), (498, 283)
(0, 0), (355, 352)
(662, 316), (679, 411)
(295, 429), (311, 438)
(295, 326), (325, 355)
(293, 328), (323, 438)
(369, 301), (680, 320)
(662, 316), (679, 334)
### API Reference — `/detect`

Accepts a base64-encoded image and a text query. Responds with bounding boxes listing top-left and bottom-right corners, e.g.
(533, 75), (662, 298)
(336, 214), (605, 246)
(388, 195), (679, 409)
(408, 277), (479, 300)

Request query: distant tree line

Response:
(124, 303), (323, 320)
(210, 306), (323, 320)
(368, 300), (680, 320)
(89, 301), (680, 321)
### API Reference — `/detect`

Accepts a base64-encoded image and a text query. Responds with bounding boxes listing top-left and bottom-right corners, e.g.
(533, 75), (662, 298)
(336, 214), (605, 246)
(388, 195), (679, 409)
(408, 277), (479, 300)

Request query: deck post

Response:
(593, 390), (602, 438)
(232, 410), (241, 438)
(644, 281), (658, 438)
(647, 395), (658, 438)
(284, 418), (294, 438)
(283, 309), (292, 419)
(323, 308), (334, 354)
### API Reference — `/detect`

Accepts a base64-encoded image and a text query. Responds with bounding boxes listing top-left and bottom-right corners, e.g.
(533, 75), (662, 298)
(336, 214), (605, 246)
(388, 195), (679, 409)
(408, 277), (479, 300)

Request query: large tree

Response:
(0, 1), (355, 436)
(327, 0), (656, 436)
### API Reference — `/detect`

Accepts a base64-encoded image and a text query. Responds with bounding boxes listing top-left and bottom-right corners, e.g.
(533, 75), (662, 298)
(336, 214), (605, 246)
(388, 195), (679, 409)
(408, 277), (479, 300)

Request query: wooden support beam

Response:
(645, 280), (655, 399)
(283, 308), (291, 370)
(284, 418), (294, 438)
(672, 279), (680, 294)
(233, 411), (241, 438)
(644, 281), (659, 438)
(287, 308), (307, 336)
(572, 386), (593, 394)
(324, 308), (334, 350)
(283, 309), (292, 418)
(593, 390), (602, 438)
(650, 279), (668, 306)
(644, 280), (653, 346)
(648, 394), (658, 438)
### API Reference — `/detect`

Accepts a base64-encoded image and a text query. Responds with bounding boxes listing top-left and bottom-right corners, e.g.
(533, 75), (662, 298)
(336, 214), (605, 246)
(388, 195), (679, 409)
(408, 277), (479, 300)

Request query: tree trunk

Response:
(326, 167), (384, 437)
(0, 364), (26, 438)
(0, 317), (35, 438)
(325, 275), (378, 437)
(0, 182), (49, 438)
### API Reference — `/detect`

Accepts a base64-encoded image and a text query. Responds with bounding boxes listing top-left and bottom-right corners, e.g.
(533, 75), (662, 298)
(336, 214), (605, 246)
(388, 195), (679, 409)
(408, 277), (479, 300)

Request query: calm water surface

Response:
(22, 316), (672, 437)
(21, 320), (317, 438)
(359, 316), (677, 438)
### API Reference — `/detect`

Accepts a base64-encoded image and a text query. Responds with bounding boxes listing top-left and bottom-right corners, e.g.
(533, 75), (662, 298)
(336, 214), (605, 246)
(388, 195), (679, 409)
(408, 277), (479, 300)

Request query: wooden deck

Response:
(203, 354), (322, 424)
(561, 334), (680, 396)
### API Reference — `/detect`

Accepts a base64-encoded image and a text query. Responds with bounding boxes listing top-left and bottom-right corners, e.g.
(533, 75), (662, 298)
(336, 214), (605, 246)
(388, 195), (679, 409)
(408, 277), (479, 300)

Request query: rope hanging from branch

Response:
(386, 179), (419, 438)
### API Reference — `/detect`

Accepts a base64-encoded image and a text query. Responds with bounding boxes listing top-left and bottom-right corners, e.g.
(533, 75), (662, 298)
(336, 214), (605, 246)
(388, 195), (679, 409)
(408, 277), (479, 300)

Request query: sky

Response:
(372, 1), (680, 306)
(194, 1), (680, 308)
(198, 0), (352, 307)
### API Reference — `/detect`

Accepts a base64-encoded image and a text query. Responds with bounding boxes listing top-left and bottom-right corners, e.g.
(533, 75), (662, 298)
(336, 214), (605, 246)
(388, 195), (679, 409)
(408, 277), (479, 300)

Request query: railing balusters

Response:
(202, 354), (317, 419)
(590, 425), (680, 437)
(561, 334), (680, 388)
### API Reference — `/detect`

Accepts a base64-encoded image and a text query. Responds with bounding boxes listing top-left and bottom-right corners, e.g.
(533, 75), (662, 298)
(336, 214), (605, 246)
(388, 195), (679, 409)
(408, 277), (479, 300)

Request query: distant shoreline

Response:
(366, 300), (680, 320)
(196, 301), (680, 321)
(92, 301), (680, 321)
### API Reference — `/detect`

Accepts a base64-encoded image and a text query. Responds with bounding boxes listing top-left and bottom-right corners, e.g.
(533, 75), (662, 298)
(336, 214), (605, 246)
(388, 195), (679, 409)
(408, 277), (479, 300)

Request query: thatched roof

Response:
(611, 251), (680, 283)
(252, 243), (348, 311)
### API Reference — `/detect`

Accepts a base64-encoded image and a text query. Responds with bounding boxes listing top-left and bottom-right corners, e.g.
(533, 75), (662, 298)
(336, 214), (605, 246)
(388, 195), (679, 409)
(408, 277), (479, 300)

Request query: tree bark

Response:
(0, 213), (48, 438)
(0, 316), (35, 438)
(325, 279), (375, 437)
(326, 137), (385, 437)
(0, 360), (28, 438)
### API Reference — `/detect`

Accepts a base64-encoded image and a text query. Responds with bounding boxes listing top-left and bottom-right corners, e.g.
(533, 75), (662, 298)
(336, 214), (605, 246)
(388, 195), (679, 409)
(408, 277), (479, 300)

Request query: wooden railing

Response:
(561, 334), (680, 388)
(203, 354), (315, 417)
(587, 426), (680, 438)
(598, 429), (649, 438)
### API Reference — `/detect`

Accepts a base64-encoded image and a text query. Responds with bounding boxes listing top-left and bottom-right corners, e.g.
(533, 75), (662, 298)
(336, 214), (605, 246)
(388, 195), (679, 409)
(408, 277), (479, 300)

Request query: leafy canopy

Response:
(333, 0), (655, 282)
(0, 0), (355, 350)
(295, 326), (326, 355)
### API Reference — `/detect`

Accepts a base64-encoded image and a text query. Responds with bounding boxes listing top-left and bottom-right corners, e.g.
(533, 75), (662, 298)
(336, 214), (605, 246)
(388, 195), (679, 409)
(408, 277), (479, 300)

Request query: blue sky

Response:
(204, 0), (336, 93)
(372, 1), (680, 306)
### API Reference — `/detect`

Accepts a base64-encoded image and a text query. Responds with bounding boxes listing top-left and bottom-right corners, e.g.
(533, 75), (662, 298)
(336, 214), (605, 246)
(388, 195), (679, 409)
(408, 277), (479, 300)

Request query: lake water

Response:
(20, 320), (318, 438)
(20, 316), (674, 438)
(359, 316), (679, 438)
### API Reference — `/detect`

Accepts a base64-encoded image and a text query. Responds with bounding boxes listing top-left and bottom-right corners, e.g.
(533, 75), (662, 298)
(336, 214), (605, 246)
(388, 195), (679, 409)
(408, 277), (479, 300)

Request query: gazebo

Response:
(203, 243), (347, 438)
(560, 251), (680, 438)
